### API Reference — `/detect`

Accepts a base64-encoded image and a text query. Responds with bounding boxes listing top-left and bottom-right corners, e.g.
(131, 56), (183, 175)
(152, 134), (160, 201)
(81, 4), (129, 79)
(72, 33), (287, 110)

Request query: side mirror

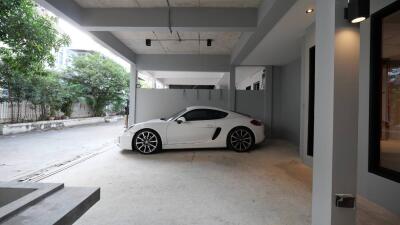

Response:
(176, 117), (186, 124)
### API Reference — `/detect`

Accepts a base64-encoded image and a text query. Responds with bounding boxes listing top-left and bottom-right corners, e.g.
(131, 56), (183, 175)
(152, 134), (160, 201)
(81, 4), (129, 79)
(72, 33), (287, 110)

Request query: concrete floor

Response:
(0, 121), (124, 181)
(44, 141), (312, 225)
(42, 140), (399, 225)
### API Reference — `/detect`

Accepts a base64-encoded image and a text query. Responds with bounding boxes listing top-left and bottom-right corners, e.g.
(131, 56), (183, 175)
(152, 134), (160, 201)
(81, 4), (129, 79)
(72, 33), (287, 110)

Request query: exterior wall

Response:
(272, 59), (301, 146)
(135, 89), (266, 125)
(297, 0), (400, 214)
(357, 0), (400, 214)
(235, 90), (265, 123)
(135, 89), (230, 123)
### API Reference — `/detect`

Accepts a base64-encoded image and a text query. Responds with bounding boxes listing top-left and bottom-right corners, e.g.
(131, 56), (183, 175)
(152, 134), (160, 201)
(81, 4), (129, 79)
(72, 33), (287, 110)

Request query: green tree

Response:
(0, 0), (69, 122)
(66, 53), (129, 116)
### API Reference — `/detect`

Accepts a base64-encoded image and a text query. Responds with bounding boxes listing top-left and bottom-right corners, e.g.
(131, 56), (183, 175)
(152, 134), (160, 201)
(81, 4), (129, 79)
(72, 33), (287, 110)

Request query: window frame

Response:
(369, 0), (400, 183)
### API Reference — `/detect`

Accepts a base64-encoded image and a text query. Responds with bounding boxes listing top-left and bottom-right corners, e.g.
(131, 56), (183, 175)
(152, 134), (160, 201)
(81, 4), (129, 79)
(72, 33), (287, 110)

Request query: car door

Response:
(166, 109), (218, 145)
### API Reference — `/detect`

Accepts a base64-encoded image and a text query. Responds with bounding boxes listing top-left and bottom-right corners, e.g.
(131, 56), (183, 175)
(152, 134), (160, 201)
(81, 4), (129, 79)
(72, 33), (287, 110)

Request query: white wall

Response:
(135, 89), (266, 125)
(136, 89), (229, 123)
(272, 59), (301, 146)
(236, 90), (266, 122)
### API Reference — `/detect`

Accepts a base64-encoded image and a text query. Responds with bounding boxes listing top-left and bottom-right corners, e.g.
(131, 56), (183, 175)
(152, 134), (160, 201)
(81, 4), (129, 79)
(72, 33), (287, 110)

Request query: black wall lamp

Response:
(345, 0), (370, 23)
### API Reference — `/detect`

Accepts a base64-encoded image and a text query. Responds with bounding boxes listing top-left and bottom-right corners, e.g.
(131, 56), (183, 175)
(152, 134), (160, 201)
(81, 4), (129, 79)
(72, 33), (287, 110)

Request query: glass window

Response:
(182, 109), (228, 121)
(370, 1), (400, 182)
(253, 82), (260, 90)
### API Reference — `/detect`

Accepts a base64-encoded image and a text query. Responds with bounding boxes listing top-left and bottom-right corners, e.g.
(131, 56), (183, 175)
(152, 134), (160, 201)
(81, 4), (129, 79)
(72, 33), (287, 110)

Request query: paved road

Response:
(0, 121), (125, 181)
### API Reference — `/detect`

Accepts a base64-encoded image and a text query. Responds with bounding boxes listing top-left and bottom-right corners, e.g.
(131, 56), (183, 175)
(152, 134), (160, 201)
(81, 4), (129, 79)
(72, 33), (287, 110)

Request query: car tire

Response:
(227, 127), (255, 152)
(132, 129), (161, 154)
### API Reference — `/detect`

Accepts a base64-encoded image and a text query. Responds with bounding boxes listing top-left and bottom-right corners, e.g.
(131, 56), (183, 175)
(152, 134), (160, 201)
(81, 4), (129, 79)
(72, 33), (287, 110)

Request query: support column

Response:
(229, 66), (236, 111)
(312, 0), (359, 225)
(128, 63), (137, 126)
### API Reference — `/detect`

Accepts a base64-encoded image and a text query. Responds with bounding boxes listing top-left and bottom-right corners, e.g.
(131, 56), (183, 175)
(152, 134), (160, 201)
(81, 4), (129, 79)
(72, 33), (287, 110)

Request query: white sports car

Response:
(119, 106), (265, 154)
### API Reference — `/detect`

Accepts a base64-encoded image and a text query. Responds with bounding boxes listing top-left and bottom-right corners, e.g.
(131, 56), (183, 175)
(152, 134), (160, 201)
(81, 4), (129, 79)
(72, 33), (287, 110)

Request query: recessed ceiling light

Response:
(306, 8), (314, 14)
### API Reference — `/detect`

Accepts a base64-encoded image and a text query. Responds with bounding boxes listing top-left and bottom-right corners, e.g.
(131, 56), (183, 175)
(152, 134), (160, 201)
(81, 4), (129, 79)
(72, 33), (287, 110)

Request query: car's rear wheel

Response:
(133, 129), (161, 154)
(228, 127), (254, 152)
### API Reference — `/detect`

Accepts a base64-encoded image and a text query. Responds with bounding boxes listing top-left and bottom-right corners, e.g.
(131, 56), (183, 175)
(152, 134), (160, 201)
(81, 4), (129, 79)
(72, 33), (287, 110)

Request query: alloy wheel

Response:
(135, 131), (158, 154)
(230, 128), (252, 152)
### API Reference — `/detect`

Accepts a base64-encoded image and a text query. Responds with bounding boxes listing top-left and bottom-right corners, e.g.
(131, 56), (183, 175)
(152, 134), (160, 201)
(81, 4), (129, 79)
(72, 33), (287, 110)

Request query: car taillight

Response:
(250, 119), (262, 126)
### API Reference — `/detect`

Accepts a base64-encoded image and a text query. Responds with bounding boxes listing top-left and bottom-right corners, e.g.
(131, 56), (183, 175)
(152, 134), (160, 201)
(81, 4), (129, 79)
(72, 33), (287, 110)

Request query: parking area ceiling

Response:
(113, 31), (241, 54)
(74, 0), (261, 8)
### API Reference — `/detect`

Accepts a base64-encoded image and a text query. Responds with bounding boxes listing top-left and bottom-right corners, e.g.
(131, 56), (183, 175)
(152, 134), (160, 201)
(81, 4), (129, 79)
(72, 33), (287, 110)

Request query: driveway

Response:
(43, 141), (314, 225)
(0, 120), (124, 181)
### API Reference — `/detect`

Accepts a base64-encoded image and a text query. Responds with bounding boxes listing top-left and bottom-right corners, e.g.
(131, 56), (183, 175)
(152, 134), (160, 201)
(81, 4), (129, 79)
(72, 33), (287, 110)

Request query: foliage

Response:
(0, 0), (69, 70)
(0, 0), (128, 122)
(66, 53), (129, 116)
(0, 0), (70, 122)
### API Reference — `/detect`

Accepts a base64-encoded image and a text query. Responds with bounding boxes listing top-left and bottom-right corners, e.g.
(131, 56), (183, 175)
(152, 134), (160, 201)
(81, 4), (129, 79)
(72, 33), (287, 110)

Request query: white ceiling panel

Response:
(75, 0), (261, 8)
(112, 31), (241, 54)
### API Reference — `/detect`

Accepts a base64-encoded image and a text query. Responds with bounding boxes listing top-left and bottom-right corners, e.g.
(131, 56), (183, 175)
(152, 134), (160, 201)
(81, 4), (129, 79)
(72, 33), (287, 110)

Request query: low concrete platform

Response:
(0, 182), (99, 225)
(42, 140), (399, 225)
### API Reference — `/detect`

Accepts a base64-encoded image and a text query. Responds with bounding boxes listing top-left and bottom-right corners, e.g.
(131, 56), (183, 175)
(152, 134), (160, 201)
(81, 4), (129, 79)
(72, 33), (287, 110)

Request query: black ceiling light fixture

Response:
(207, 39), (212, 47)
(145, 39), (151, 46)
(144, 38), (213, 47)
(345, 0), (370, 23)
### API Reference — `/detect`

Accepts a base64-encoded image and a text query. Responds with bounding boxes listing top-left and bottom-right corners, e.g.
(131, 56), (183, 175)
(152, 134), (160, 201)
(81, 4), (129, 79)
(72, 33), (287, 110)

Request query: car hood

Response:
(136, 119), (166, 125)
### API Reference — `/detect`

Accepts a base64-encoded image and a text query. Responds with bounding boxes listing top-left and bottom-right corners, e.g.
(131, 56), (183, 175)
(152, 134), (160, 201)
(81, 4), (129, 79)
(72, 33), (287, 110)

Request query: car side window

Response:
(182, 109), (228, 121)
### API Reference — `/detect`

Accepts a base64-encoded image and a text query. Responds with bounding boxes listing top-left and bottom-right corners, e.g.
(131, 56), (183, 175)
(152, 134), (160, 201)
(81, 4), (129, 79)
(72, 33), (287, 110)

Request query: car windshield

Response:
(167, 109), (186, 121)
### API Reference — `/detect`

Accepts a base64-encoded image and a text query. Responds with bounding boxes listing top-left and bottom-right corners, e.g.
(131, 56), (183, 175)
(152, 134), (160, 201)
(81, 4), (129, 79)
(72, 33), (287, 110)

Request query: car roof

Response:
(186, 106), (231, 113)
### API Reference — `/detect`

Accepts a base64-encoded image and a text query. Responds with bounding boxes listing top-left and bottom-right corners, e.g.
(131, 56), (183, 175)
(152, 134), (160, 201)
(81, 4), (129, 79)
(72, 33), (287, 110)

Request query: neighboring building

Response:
(54, 48), (96, 70)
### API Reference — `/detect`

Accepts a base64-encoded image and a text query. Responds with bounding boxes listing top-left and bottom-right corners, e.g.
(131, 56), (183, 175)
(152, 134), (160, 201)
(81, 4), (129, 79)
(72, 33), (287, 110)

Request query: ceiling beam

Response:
(89, 31), (136, 63)
(136, 54), (230, 72)
(231, 0), (297, 65)
(36, 0), (137, 64)
(81, 7), (257, 32)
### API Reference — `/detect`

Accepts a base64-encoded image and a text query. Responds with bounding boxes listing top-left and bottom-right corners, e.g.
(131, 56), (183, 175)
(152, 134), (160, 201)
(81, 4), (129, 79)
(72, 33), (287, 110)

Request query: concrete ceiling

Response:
(113, 31), (241, 54)
(75, 0), (261, 8)
(146, 70), (224, 85)
(242, 0), (315, 66)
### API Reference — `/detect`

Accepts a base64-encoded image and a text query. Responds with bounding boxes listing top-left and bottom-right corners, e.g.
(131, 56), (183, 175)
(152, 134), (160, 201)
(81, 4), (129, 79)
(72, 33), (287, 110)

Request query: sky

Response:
(56, 17), (131, 72)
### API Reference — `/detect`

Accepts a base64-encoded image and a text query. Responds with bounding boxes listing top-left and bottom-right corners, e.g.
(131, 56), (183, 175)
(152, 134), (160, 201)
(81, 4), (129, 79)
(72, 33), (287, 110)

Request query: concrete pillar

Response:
(128, 63), (137, 126)
(229, 66), (236, 111)
(312, 0), (359, 225)
(152, 77), (157, 89)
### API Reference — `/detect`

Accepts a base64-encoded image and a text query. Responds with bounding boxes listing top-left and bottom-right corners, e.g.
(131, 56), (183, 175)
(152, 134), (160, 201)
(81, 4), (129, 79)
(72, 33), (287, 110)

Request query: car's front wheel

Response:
(132, 129), (161, 154)
(227, 127), (254, 152)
